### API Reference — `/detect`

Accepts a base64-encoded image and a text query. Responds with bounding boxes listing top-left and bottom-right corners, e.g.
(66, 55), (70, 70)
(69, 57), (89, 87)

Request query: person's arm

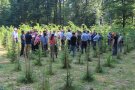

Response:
(81, 34), (83, 40)
(22, 35), (25, 40)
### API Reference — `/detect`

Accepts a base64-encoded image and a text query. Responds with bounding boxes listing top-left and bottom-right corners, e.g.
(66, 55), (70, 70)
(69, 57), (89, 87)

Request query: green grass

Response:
(0, 45), (135, 90)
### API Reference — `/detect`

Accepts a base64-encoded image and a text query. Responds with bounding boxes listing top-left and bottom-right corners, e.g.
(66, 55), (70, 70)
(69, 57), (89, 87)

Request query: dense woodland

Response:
(0, 0), (135, 27)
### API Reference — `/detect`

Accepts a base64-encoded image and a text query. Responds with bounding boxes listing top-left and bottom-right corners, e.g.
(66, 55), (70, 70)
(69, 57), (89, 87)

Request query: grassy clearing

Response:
(0, 45), (135, 90)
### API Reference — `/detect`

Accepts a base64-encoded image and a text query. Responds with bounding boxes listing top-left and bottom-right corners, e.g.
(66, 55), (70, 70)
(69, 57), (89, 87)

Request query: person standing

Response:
(60, 30), (66, 49)
(93, 33), (102, 50)
(25, 31), (32, 58)
(20, 30), (25, 56)
(70, 32), (77, 57)
(81, 31), (88, 53)
(117, 33), (123, 53)
(40, 32), (48, 51)
(87, 31), (91, 46)
(66, 29), (72, 49)
(76, 31), (81, 51)
(12, 28), (18, 43)
(91, 31), (97, 50)
(112, 33), (118, 56)
(49, 34), (57, 58)
(34, 34), (40, 50)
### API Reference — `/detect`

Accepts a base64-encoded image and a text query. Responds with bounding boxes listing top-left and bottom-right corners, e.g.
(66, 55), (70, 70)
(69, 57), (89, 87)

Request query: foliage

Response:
(60, 45), (71, 69)
(83, 45), (94, 82)
(14, 43), (21, 71)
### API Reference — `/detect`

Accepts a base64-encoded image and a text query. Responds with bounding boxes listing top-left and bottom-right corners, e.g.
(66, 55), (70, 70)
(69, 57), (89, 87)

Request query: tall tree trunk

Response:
(62, 0), (64, 26)
(59, 0), (62, 25)
(122, 0), (126, 28)
(53, 0), (58, 24)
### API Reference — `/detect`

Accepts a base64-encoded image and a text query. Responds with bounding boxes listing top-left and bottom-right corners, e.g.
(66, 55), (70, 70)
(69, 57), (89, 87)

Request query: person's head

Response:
(21, 30), (24, 34)
(93, 30), (96, 33)
(14, 28), (18, 32)
(27, 31), (30, 34)
(83, 31), (86, 33)
(112, 32), (116, 37)
(50, 34), (54, 40)
(98, 33), (101, 35)
(43, 32), (47, 36)
(68, 29), (70, 32)
(72, 32), (75, 36)
(43, 31), (46, 33)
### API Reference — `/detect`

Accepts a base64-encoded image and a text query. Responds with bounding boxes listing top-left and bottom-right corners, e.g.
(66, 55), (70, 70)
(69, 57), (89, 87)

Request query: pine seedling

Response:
(34, 43), (42, 66)
(18, 45), (34, 84)
(47, 56), (54, 75)
(95, 45), (103, 73)
(117, 50), (121, 59)
(93, 44), (98, 58)
(63, 55), (73, 90)
(76, 50), (82, 64)
(38, 69), (50, 90)
(2, 32), (8, 48)
(83, 45), (94, 82)
(14, 43), (21, 71)
(104, 53), (113, 67)
(61, 45), (71, 69)
(10, 40), (17, 63)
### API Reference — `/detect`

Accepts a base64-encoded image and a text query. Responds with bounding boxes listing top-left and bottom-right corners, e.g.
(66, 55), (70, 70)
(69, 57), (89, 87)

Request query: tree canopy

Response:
(0, 0), (134, 27)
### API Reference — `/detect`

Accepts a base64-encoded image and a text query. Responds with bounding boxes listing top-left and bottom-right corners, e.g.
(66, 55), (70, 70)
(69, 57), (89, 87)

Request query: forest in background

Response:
(0, 0), (135, 27)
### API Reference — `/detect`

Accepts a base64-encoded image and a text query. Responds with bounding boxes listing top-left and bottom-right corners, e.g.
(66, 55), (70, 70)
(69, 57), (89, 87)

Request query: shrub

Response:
(83, 45), (94, 82)
(95, 46), (103, 73)
(61, 45), (71, 69)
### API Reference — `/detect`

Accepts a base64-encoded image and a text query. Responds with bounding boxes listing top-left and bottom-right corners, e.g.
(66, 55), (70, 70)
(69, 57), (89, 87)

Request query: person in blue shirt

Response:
(81, 31), (88, 53)
(93, 33), (103, 50)
(86, 31), (91, 46)
(40, 31), (48, 51)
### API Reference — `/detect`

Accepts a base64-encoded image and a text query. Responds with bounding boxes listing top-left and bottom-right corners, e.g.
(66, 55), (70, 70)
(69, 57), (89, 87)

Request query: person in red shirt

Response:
(49, 34), (57, 59)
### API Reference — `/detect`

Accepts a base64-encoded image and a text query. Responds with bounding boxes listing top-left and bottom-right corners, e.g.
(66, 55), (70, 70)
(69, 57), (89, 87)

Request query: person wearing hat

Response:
(12, 28), (18, 43)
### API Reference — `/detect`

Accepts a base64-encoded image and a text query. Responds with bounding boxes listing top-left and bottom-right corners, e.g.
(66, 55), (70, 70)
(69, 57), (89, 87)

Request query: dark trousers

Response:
(112, 45), (117, 56)
(61, 39), (65, 49)
(32, 43), (35, 51)
(81, 41), (87, 53)
(88, 40), (91, 46)
(77, 41), (81, 51)
(61, 39), (65, 45)
(43, 44), (48, 51)
(20, 43), (25, 56)
(34, 44), (39, 50)
(70, 45), (76, 57)
(67, 40), (71, 49)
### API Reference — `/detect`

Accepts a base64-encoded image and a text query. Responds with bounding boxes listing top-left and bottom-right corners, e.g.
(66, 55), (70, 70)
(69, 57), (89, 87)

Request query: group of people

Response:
(12, 28), (124, 58)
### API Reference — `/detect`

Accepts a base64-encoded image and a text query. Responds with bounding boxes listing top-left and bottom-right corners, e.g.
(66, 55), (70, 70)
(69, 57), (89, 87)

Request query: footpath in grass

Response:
(0, 44), (135, 90)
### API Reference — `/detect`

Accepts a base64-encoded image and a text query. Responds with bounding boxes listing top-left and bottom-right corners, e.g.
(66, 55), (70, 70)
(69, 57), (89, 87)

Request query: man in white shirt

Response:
(66, 29), (72, 49)
(12, 28), (18, 43)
